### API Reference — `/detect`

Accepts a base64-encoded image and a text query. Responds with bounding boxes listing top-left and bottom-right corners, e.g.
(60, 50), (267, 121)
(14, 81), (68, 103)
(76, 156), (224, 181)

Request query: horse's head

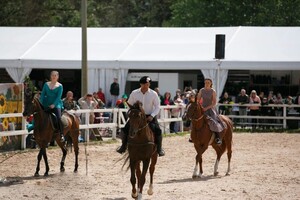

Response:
(22, 78), (39, 117)
(127, 101), (148, 138)
(184, 97), (204, 121)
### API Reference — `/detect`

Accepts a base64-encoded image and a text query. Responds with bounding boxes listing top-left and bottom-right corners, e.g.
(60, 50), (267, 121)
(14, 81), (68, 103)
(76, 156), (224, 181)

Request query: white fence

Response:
(0, 105), (185, 149)
(0, 104), (299, 150)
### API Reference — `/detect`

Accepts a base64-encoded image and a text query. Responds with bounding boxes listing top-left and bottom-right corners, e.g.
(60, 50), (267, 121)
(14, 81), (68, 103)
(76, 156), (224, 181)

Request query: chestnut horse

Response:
(185, 100), (233, 178)
(22, 86), (80, 176)
(123, 101), (158, 200)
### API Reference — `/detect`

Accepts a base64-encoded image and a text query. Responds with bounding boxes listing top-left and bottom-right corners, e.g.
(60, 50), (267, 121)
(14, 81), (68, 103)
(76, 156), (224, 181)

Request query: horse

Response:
(184, 99), (233, 178)
(22, 85), (80, 177)
(123, 101), (158, 200)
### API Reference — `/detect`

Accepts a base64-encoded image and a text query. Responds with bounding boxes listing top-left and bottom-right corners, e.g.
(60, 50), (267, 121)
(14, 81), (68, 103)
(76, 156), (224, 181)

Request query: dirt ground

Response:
(0, 133), (299, 200)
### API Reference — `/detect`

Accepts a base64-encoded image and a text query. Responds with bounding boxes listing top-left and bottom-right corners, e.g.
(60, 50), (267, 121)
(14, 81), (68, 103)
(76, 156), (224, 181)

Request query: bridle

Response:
(186, 102), (204, 121)
(127, 108), (150, 138)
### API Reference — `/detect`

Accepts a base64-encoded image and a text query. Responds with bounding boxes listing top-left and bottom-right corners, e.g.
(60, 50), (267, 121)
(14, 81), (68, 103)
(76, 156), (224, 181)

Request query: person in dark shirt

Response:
(109, 78), (120, 107)
(218, 92), (232, 115)
(236, 89), (249, 128)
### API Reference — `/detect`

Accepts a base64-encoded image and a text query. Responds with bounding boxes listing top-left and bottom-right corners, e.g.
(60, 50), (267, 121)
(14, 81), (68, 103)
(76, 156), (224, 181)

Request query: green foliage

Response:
(24, 76), (37, 94)
(168, 0), (300, 26)
(0, 0), (299, 27)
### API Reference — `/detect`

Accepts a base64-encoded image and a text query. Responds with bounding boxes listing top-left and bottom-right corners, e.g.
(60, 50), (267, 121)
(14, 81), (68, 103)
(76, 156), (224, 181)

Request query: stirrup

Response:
(60, 135), (65, 143)
(116, 146), (126, 154)
(157, 149), (165, 157)
(215, 138), (222, 145)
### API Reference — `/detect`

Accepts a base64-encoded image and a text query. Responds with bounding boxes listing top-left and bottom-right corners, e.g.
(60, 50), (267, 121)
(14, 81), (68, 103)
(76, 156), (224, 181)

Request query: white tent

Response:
(0, 26), (299, 98)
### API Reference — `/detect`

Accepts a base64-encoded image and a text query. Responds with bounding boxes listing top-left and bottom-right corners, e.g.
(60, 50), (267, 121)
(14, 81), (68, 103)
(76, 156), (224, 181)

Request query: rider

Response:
(40, 70), (65, 143)
(197, 78), (225, 145)
(116, 76), (165, 157)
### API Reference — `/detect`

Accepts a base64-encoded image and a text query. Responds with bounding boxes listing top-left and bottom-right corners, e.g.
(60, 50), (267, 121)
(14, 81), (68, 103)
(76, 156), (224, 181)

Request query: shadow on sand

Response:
(159, 174), (222, 184)
(0, 174), (56, 187)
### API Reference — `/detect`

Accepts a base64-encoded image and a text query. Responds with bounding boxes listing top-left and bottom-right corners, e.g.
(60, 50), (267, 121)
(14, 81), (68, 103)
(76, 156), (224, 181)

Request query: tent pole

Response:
(81, 0), (88, 96)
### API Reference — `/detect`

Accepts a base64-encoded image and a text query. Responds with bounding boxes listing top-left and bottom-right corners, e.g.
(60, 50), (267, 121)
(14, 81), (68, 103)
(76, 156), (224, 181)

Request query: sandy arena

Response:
(0, 133), (299, 200)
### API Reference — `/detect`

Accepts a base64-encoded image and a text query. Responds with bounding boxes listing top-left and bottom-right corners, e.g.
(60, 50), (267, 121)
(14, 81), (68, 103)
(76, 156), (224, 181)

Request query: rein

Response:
(133, 122), (149, 133)
(191, 115), (204, 121)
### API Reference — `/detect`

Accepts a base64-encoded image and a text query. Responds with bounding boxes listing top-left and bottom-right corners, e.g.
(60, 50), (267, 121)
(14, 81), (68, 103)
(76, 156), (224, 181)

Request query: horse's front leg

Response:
(137, 159), (150, 200)
(130, 160), (138, 199)
(193, 144), (208, 179)
(35, 148), (43, 177)
(147, 154), (158, 196)
(42, 148), (50, 176)
(192, 154), (200, 179)
(135, 161), (141, 191)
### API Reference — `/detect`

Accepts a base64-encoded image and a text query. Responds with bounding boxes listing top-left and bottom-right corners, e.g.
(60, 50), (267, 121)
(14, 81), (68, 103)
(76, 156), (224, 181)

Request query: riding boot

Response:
(156, 134), (165, 157)
(58, 120), (65, 143)
(215, 132), (222, 145)
(116, 132), (128, 154)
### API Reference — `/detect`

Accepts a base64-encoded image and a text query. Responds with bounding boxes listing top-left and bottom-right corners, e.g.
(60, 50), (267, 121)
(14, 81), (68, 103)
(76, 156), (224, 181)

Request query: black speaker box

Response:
(215, 34), (225, 59)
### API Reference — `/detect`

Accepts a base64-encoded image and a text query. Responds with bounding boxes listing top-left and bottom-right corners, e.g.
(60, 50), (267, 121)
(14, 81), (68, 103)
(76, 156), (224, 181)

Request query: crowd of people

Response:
(219, 89), (300, 129)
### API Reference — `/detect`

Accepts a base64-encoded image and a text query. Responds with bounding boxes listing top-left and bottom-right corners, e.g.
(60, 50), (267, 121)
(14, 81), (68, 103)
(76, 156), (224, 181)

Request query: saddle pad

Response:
(61, 115), (69, 128)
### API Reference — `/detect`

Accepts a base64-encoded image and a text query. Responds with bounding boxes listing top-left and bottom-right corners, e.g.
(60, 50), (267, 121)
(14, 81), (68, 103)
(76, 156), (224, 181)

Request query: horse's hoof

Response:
(34, 173), (39, 177)
(74, 169), (78, 173)
(147, 189), (153, 195)
(131, 192), (138, 199)
(214, 172), (219, 176)
(225, 172), (230, 176)
(60, 168), (65, 172)
(192, 175), (199, 179)
(44, 172), (49, 177)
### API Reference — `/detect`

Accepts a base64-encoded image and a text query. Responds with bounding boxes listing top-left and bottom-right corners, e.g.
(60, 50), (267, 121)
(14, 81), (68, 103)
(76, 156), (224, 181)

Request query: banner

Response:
(0, 83), (23, 150)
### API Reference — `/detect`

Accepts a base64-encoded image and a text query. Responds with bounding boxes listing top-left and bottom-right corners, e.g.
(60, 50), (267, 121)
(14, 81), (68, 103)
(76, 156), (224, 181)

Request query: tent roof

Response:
(0, 26), (299, 70)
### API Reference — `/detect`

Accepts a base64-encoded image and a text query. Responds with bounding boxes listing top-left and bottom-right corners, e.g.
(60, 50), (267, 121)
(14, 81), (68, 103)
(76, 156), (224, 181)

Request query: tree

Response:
(167, 0), (300, 27)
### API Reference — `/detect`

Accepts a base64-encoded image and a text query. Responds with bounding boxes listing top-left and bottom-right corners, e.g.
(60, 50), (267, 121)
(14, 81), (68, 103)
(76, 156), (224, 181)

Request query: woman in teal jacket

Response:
(40, 70), (64, 142)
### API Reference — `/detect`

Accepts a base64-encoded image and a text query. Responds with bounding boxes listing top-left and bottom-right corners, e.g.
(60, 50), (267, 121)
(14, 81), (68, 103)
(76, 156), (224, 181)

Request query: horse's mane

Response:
(33, 97), (45, 110)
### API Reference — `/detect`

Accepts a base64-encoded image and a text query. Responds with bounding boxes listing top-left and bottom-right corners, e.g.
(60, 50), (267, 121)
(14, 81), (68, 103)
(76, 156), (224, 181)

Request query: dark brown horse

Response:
(185, 100), (233, 178)
(123, 101), (158, 200)
(22, 85), (80, 177)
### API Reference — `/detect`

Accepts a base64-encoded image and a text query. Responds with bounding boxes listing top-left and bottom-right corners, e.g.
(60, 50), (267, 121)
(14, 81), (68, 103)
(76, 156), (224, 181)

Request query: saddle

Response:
(46, 111), (68, 130)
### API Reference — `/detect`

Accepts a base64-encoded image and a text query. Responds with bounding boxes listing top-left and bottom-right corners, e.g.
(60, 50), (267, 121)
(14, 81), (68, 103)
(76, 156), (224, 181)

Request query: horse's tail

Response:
(120, 152), (130, 171)
(65, 134), (73, 153)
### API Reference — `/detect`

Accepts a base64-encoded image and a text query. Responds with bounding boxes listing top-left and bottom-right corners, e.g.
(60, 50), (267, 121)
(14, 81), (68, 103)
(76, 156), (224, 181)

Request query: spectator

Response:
(93, 92), (105, 108)
(97, 88), (106, 104)
(78, 93), (99, 140)
(274, 93), (284, 124)
(117, 94), (129, 122)
(162, 91), (174, 106)
(154, 87), (163, 105)
(162, 91), (174, 119)
(260, 97), (270, 129)
(62, 91), (78, 111)
(258, 91), (265, 101)
(249, 90), (261, 130)
(109, 78), (120, 107)
(236, 89), (249, 128)
(218, 92), (233, 115)
(173, 89), (181, 101)
(92, 92), (105, 124)
(295, 92), (300, 113)
(285, 95), (294, 113)
(170, 97), (185, 133)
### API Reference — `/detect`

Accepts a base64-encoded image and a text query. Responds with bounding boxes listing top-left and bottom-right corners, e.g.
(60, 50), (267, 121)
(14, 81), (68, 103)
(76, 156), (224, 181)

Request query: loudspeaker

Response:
(215, 34), (225, 59)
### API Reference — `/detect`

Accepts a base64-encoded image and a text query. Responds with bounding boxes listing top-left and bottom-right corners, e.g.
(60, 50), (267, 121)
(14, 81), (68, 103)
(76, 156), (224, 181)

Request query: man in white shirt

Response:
(116, 76), (165, 156)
